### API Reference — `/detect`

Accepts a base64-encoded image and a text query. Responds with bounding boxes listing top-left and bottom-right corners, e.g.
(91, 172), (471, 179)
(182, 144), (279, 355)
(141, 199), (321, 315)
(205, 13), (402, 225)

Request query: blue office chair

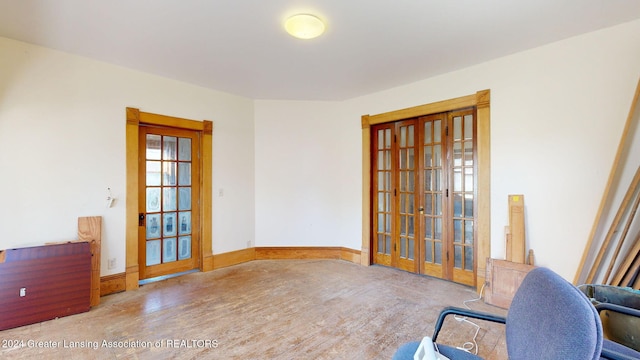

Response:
(392, 267), (631, 360)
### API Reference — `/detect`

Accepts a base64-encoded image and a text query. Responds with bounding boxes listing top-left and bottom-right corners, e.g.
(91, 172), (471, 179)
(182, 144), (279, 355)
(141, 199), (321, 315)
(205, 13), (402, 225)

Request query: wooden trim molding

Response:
(213, 248), (256, 270)
(361, 115), (372, 266)
(100, 273), (126, 296)
(211, 247), (362, 271)
(361, 90), (491, 291)
(125, 109), (140, 290)
(201, 120), (214, 272)
(257, 247), (343, 260)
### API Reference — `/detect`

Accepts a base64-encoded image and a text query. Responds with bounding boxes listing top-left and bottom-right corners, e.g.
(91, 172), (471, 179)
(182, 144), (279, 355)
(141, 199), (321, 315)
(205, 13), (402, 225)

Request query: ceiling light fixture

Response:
(284, 14), (325, 39)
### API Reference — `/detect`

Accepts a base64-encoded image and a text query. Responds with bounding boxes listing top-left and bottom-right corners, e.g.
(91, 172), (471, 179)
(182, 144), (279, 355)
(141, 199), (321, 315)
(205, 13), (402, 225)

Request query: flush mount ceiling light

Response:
(284, 14), (325, 39)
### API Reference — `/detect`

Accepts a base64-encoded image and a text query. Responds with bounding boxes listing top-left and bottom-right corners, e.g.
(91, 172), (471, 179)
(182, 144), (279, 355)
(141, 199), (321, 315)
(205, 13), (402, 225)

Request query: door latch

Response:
(139, 213), (145, 226)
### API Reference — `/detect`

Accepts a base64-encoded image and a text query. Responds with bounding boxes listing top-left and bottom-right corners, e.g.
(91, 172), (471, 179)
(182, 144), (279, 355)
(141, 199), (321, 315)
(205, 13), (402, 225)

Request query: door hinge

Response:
(446, 189), (449, 197)
(445, 126), (449, 136)
(394, 188), (397, 196)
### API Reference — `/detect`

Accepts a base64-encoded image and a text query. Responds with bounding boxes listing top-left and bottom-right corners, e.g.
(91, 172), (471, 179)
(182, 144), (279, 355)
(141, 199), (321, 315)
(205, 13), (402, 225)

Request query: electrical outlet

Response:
(246, 241), (252, 248)
(108, 258), (116, 270)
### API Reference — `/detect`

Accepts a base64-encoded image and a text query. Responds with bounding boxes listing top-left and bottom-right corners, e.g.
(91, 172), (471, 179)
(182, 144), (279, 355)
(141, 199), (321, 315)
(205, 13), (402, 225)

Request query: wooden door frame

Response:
(361, 90), (490, 290)
(125, 108), (213, 290)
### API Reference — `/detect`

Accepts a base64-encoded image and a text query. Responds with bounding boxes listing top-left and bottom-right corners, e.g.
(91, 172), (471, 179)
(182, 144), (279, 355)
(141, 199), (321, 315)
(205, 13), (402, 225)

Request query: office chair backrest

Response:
(506, 267), (603, 360)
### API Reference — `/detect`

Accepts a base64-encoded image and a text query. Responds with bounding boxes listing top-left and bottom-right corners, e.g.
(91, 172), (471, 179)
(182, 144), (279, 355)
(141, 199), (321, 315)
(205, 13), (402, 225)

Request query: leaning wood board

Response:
(508, 195), (526, 263)
(78, 216), (102, 307)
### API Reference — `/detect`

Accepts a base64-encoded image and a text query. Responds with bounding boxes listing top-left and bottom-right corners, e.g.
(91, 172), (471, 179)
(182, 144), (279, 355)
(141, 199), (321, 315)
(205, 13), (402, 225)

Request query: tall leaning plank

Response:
(508, 195), (526, 264)
(576, 78), (640, 284)
(585, 167), (640, 283)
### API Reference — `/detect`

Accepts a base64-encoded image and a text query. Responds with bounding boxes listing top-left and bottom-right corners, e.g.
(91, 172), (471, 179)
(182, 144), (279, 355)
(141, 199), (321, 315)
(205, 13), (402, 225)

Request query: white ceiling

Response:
(1, 1), (640, 101)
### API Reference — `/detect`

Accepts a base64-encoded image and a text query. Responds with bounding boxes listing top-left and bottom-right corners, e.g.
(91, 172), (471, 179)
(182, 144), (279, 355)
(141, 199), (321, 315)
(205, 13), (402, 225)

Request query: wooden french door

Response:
(372, 109), (477, 286)
(138, 125), (201, 280)
(372, 120), (418, 272)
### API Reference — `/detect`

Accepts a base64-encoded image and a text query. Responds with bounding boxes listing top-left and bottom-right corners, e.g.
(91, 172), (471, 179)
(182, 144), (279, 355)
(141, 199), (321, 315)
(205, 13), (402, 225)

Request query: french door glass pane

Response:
(453, 116), (462, 140)
(146, 134), (193, 267)
(163, 188), (176, 211)
(434, 241), (442, 264)
(178, 163), (191, 185)
(385, 236), (391, 255)
(163, 212), (177, 237)
(178, 138), (191, 161)
(465, 247), (473, 270)
(146, 240), (161, 266)
(178, 236), (192, 260)
(179, 211), (191, 234)
(179, 187), (191, 210)
(465, 220), (474, 244)
(146, 161), (161, 186)
(146, 214), (161, 239)
(163, 238), (177, 263)
(464, 115), (473, 139)
(163, 136), (177, 160)
(146, 135), (161, 160)
(146, 188), (161, 212)
(163, 162), (176, 186)
(454, 245), (462, 268)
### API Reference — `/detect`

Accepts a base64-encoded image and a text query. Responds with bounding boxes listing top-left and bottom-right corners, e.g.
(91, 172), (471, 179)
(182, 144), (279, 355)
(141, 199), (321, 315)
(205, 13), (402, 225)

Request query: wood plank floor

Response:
(0, 260), (507, 359)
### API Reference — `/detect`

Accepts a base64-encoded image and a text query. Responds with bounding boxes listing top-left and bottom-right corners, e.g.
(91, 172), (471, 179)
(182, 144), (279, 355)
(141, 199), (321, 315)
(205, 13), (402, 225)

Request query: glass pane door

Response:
(450, 111), (476, 285)
(422, 114), (445, 278)
(139, 127), (199, 280)
(396, 121), (418, 272)
(373, 125), (393, 267)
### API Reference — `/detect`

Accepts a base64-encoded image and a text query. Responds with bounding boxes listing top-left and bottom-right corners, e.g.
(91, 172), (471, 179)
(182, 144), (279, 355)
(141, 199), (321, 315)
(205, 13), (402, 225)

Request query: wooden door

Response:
(372, 109), (477, 286)
(138, 126), (200, 280)
(372, 121), (419, 272)
(420, 113), (447, 279)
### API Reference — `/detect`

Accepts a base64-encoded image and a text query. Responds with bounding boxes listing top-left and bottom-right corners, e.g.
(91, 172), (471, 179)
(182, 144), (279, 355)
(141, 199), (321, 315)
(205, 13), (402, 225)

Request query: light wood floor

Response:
(1, 260), (507, 359)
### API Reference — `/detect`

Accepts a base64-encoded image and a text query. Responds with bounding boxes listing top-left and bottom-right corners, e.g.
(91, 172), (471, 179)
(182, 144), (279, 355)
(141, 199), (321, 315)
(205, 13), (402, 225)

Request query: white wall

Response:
(254, 19), (640, 280)
(0, 37), (255, 276)
(254, 101), (362, 248)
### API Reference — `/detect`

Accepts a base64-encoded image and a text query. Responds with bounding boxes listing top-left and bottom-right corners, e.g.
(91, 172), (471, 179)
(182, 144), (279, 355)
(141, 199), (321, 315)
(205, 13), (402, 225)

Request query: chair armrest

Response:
(595, 303), (640, 360)
(432, 306), (506, 342)
(595, 302), (640, 318)
(600, 347), (640, 360)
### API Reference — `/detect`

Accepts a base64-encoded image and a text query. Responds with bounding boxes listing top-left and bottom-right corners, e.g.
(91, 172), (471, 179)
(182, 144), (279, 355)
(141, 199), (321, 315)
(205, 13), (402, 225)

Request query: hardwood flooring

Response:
(0, 260), (507, 359)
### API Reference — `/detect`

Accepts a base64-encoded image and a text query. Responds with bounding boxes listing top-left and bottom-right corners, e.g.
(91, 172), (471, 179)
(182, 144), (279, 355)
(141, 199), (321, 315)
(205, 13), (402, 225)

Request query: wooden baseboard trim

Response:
(340, 247), (361, 263)
(255, 246), (361, 264)
(202, 254), (214, 272)
(212, 248), (256, 270)
(109, 247), (363, 294)
(212, 246), (362, 270)
(100, 273), (126, 297)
